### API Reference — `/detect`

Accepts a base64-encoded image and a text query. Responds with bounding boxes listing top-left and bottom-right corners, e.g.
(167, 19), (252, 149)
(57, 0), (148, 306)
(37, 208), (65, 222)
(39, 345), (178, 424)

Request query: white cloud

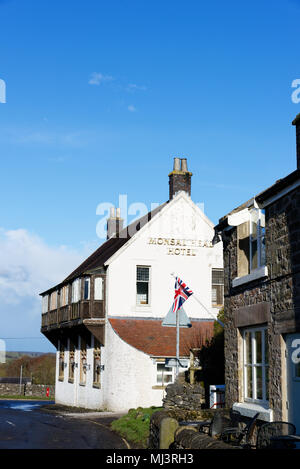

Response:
(88, 72), (113, 85)
(127, 83), (147, 92)
(128, 105), (137, 112)
(0, 228), (85, 308)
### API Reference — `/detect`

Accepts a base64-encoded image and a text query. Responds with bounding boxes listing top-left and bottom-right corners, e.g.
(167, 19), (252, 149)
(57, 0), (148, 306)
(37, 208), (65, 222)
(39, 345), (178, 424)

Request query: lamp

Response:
(212, 230), (221, 246)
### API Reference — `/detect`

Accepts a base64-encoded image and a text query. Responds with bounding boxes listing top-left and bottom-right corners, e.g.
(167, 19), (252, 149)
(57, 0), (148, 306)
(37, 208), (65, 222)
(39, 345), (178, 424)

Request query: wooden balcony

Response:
(41, 300), (105, 329)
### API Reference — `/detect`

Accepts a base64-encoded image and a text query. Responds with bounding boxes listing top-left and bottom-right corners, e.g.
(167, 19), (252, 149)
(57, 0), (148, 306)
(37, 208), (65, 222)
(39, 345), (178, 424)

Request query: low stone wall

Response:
(0, 383), (55, 398)
(163, 381), (206, 411)
(149, 409), (236, 450)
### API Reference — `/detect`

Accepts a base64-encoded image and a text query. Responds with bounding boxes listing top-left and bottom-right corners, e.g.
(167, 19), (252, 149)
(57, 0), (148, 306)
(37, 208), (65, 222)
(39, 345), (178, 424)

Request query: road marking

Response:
(6, 421), (15, 427)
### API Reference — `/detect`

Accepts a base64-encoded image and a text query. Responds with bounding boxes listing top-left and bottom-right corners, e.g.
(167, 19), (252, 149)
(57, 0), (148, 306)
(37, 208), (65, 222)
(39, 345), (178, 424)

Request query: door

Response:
(286, 334), (300, 433)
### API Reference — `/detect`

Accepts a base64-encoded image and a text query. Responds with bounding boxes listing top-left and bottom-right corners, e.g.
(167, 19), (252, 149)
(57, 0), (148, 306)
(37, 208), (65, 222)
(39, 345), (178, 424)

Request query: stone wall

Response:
(149, 409), (236, 450)
(0, 383), (55, 398)
(222, 185), (300, 419)
(163, 379), (205, 411)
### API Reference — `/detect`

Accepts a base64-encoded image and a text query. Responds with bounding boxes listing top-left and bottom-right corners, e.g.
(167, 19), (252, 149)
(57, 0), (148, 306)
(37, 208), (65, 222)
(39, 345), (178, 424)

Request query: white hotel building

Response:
(40, 159), (223, 411)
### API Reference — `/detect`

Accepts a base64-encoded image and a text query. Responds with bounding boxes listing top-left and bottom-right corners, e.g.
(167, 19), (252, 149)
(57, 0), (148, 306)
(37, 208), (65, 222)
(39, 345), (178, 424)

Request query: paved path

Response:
(0, 400), (127, 449)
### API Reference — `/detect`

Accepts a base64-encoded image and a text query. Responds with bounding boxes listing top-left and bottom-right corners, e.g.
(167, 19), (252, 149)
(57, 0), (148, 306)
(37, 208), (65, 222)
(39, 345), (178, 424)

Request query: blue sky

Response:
(0, 0), (299, 352)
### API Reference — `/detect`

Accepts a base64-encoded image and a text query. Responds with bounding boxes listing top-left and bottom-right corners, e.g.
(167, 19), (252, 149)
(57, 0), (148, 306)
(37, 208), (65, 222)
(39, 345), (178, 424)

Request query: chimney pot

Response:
(181, 158), (188, 172)
(173, 157), (181, 171)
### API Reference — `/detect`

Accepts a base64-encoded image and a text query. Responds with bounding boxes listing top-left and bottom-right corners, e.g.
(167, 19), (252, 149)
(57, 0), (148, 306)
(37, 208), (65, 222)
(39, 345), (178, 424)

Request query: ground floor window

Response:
(156, 362), (174, 386)
(243, 326), (269, 402)
(58, 342), (65, 381)
(93, 339), (101, 387)
(80, 337), (87, 385)
(68, 339), (76, 383)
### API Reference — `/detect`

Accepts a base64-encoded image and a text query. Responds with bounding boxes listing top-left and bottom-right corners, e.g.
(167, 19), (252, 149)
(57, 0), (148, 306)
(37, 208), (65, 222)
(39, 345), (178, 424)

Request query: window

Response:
(212, 269), (224, 306)
(94, 277), (103, 300)
(243, 327), (269, 402)
(156, 363), (174, 386)
(237, 208), (266, 279)
(42, 295), (48, 314)
(60, 285), (69, 307)
(50, 291), (57, 311)
(93, 339), (101, 387)
(136, 266), (150, 306)
(58, 342), (65, 381)
(80, 337), (87, 385)
(249, 208), (266, 272)
(84, 277), (90, 300)
(72, 278), (81, 303)
(68, 339), (76, 383)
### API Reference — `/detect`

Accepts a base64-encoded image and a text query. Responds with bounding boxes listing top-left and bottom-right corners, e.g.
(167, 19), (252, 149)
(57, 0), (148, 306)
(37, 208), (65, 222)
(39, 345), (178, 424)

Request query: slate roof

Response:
(108, 317), (214, 357)
(41, 201), (168, 295)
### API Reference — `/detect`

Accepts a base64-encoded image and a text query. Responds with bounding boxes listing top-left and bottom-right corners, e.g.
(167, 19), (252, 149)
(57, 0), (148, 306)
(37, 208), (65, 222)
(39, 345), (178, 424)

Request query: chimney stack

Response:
(169, 157), (192, 200)
(292, 113), (300, 170)
(107, 207), (124, 239)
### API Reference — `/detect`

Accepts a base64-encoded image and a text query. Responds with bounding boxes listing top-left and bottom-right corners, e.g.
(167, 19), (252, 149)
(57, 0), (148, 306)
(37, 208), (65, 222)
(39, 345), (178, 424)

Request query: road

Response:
(0, 400), (128, 449)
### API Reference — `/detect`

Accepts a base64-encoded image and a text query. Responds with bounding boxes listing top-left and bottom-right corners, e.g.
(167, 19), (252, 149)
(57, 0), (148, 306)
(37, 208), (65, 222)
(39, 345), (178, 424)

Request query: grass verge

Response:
(110, 406), (162, 448)
(0, 395), (54, 400)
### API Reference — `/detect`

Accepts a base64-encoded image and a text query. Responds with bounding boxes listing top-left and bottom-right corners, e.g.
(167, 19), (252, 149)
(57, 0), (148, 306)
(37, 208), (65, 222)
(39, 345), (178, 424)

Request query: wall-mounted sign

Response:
(147, 237), (212, 256)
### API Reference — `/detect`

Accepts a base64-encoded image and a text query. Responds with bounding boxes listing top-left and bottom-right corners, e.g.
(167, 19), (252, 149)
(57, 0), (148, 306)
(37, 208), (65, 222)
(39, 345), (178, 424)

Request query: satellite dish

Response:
(162, 307), (192, 328)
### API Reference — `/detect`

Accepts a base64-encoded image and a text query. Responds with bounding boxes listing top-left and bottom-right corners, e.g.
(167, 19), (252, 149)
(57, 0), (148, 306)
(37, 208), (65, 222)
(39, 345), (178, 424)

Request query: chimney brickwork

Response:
(107, 207), (124, 239)
(169, 158), (192, 200)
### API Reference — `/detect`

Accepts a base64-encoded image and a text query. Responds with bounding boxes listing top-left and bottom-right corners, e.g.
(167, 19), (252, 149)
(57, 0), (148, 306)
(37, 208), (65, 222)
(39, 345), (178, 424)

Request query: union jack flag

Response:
(172, 277), (193, 314)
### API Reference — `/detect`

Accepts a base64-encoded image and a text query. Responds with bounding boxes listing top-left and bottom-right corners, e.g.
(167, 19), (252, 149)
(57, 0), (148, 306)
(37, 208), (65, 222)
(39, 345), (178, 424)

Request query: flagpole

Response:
(170, 272), (224, 328)
(176, 308), (179, 378)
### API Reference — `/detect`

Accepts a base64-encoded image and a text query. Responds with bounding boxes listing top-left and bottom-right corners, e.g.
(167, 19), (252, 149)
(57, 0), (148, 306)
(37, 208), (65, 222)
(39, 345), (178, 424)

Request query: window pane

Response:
(84, 278), (90, 300)
(137, 267), (149, 281)
(245, 332), (252, 364)
(256, 367), (263, 399)
(246, 366), (252, 398)
(255, 331), (262, 364)
(212, 269), (224, 284)
(137, 282), (149, 305)
(94, 277), (103, 300)
(251, 239), (258, 270)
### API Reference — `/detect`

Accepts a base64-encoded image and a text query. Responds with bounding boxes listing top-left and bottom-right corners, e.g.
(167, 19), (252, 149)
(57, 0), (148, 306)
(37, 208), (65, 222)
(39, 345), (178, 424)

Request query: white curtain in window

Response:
(72, 278), (81, 303)
(94, 277), (103, 300)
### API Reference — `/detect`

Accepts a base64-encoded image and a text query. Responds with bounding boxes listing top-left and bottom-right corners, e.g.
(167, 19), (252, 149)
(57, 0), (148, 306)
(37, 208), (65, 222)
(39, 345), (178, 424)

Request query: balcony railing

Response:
(41, 300), (105, 328)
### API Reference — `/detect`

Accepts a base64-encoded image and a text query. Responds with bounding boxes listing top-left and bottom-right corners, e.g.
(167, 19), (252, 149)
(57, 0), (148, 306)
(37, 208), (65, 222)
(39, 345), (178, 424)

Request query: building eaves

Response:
(40, 201), (168, 296)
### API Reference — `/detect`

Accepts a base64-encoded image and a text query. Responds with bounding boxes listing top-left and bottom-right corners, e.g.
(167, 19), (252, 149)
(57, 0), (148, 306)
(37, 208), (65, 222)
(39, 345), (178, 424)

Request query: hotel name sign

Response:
(147, 237), (213, 256)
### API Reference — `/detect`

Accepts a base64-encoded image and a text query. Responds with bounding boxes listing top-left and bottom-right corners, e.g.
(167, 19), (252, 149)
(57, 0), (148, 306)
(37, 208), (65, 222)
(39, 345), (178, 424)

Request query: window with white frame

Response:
(156, 363), (174, 386)
(42, 295), (48, 313)
(243, 327), (269, 402)
(249, 208), (266, 272)
(136, 266), (150, 306)
(84, 277), (90, 300)
(72, 278), (81, 303)
(212, 269), (224, 306)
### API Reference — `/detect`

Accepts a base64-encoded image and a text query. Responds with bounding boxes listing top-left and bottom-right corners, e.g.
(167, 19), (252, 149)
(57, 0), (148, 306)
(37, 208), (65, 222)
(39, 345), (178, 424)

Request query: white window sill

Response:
(232, 402), (273, 422)
(232, 266), (268, 288)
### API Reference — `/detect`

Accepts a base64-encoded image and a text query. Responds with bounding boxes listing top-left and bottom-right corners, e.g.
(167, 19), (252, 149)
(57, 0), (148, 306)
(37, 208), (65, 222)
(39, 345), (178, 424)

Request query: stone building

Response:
(213, 114), (300, 430)
(40, 158), (223, 411)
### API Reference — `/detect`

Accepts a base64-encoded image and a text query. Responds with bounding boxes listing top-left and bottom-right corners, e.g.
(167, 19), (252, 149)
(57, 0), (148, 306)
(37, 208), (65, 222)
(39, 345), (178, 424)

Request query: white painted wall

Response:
(106, 192), (223, 320)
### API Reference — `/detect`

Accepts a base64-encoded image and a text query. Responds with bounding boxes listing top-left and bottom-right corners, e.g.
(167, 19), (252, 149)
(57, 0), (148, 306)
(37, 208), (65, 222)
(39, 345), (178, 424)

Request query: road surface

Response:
(0, 400), (127, 449)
